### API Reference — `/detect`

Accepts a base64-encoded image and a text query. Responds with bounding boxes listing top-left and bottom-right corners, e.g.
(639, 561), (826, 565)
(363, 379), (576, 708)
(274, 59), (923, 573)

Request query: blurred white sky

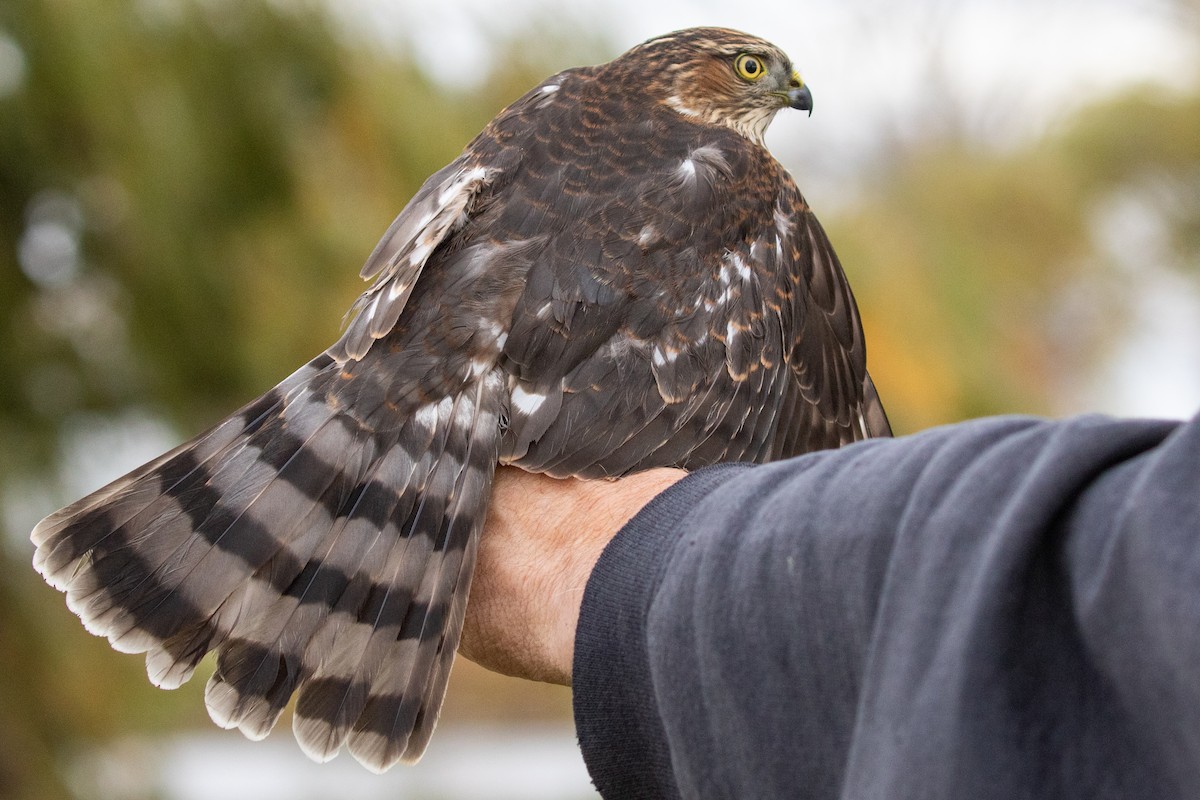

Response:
(70, 726), (597, 800)
(335, 0), (1199, 164)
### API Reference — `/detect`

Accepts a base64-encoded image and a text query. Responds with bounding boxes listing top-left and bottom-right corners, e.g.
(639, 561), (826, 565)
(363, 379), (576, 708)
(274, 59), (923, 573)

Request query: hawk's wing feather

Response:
(336, 160), (494, 361)
(862, 372), (893, 437)
(494, 120), (881, 474)
(782, 208), (890, 445)
(494, 119), (802, 474)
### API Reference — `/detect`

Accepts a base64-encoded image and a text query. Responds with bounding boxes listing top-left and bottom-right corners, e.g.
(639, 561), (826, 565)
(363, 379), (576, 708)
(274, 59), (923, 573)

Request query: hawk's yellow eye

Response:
(734, 54), (767, 82)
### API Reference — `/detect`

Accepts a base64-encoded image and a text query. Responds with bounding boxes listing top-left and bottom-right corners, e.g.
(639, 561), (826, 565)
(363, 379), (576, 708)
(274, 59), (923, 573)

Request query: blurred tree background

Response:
(1, 0), (1198, 797)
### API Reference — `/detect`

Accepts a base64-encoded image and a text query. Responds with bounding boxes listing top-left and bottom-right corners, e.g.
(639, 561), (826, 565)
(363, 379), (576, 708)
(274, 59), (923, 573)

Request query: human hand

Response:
(460, 466), (686, 685)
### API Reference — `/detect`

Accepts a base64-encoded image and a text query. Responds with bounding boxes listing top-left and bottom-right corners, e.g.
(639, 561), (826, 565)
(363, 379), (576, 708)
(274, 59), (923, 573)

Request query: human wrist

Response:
(461, 467), (685, 685)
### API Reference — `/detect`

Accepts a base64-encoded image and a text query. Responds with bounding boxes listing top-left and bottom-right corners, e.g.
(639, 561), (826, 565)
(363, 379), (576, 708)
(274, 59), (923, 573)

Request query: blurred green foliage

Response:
(832, 83), (1200, 430)
(1, 0), (1198, 797)
(1, 0), (502, 468)
(0, 2), (579, 796)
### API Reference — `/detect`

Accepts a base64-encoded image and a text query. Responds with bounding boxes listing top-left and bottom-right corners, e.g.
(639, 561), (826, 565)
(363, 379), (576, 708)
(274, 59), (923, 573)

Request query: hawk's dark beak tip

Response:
(788, 85), (813, 117)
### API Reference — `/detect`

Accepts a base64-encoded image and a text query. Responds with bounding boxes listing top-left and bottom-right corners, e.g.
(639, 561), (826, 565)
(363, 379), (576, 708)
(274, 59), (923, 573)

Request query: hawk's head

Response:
(618, 27), (812, 144)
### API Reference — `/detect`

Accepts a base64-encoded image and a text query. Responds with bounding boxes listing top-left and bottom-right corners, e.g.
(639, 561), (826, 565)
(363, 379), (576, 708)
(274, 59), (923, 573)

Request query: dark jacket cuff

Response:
(572, 463), (753, 799)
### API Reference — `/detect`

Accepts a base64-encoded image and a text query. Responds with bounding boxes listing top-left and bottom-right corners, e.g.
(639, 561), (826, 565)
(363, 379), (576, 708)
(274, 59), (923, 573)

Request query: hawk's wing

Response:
(472, 106), (888, 476)
(773, 200), (892, 456)
(334, 159), (494, 361)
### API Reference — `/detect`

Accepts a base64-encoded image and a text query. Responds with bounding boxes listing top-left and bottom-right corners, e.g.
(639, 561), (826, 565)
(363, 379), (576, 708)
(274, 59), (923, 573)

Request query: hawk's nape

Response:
(31, 26), (890, 772)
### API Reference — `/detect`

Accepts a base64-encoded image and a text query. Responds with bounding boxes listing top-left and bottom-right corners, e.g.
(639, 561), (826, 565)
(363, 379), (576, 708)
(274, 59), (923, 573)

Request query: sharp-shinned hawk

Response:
(32, 27), (891, 771)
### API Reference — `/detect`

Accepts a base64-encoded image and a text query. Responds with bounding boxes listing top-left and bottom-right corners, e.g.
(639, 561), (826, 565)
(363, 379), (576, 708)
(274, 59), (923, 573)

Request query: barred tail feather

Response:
(357, 377), (497, 767)
(200, 433), (424, 741)
(404, 465), (487, 760)
(31, 354), (336, 649)
(31, 356), (504, 771)
(292, 375), (501, 771)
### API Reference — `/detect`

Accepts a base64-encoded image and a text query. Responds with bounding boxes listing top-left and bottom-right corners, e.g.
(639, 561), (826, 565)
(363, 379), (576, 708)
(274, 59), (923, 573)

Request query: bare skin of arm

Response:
(459, 466), (686, 686)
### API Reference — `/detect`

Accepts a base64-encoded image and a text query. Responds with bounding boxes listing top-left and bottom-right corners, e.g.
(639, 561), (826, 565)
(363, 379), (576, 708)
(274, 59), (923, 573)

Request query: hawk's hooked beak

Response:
(788, 83), (813, 116)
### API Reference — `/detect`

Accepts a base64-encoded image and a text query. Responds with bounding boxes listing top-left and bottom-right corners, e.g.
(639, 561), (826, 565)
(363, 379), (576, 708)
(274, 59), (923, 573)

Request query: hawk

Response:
(32, 27), (890, 772)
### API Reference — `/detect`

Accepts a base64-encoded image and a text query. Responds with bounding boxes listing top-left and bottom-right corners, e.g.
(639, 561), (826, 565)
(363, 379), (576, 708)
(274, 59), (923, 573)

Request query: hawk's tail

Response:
(31, 353), (502, 771)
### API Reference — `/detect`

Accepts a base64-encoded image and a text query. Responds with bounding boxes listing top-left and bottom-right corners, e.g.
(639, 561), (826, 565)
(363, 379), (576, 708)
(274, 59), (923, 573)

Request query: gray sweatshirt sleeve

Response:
(572, 414), (1200, 799)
